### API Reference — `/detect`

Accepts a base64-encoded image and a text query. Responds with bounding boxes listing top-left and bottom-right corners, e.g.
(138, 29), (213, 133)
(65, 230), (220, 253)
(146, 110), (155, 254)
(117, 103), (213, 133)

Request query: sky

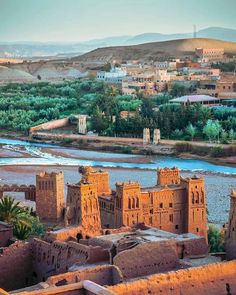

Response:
(0, 0), (236, 43)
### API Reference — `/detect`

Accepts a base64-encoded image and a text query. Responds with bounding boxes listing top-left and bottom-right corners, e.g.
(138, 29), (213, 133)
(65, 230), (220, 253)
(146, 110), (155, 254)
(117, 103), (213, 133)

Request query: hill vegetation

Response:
(1, 80), (236, 149)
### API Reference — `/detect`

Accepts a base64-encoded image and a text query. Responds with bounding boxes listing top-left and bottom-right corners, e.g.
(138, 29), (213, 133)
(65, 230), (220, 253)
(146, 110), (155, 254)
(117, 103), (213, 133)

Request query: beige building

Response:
(195, 48), (224, 62)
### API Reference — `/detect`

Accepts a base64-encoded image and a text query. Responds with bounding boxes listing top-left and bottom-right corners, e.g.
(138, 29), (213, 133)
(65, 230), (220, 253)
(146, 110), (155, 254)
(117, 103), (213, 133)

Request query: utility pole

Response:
(193, 24), (197, 39)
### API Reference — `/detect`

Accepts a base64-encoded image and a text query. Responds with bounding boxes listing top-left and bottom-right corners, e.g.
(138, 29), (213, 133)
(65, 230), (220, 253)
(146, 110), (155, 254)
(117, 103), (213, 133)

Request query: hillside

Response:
(75, 38), (236, 62)
(1, 27), (236, 58)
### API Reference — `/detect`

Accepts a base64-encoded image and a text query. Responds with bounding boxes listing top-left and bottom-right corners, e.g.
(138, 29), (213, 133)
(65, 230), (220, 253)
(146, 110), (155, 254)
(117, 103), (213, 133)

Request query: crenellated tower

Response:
(79, 166), (111, 196)
(181, 176), (207, 241)
(36, 171), (65, 223)
(65, 181), (101, 237)
(157, 167), (180, 186)
(114, 181), (143, 228)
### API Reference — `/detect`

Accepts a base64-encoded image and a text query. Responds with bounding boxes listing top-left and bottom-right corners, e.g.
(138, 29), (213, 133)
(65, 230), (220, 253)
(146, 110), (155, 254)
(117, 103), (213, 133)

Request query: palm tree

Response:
(0, 196), (32, 239)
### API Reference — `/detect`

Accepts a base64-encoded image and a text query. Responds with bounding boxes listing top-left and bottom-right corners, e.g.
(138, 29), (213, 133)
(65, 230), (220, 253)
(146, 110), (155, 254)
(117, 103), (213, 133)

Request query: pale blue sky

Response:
(0, 0), (236, 42)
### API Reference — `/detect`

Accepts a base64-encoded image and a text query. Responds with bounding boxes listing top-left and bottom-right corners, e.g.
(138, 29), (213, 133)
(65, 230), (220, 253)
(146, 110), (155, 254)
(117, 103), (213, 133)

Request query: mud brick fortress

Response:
(80, 166), (207, 240)
(0, 167), (236, 294)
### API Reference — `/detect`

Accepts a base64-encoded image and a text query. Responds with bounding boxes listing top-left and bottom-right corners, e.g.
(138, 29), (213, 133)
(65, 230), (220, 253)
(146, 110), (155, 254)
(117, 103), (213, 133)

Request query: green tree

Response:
(0, 196), (44, 240)
(208, 225), (225, 253)
(203, 120), (222, 143)
(185, 123), (196, 141)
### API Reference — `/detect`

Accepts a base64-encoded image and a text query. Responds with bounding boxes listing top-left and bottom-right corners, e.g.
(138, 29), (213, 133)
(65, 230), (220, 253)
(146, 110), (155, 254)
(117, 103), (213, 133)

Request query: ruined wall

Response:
(45, 265), (123, 287)
(113, 241), (179, 279)
(30, 118), (70, 133)
(108, 260), (236, 295)
(32, 238), (109, 282)
(0, 242), (33, 291)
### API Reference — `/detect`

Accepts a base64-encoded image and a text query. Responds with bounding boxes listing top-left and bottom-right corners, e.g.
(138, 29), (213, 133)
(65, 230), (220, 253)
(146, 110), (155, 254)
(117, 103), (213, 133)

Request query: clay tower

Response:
(226, 190), (236, 260)
(157, 167), (180, 186)
(114, 181), (143, 228)
(65, 181), (101, 237)
(36, 172), (65, 223)
(181, 176), (207, 241)
(79, 166), (111, 196)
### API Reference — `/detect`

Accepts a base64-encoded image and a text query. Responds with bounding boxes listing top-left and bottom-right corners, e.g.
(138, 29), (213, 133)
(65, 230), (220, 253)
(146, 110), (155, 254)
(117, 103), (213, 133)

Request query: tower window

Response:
(196, 227), (199, 232)
(169, 214), (173, 222)
(175, 225), (179, 229)
(160, 203), (163, 208)
(169, 203), (173, 208)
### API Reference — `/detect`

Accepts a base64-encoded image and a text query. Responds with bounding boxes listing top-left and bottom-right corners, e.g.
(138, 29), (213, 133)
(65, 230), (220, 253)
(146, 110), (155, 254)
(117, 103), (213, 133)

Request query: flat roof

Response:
(170, 95), (220, 103)
(94, 228), (203, 245)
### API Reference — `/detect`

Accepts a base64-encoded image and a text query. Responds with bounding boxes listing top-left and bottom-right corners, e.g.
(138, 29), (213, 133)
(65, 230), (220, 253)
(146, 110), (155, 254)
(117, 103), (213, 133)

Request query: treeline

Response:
(0, 80), (235, 144)
(91, 95), (236, 143)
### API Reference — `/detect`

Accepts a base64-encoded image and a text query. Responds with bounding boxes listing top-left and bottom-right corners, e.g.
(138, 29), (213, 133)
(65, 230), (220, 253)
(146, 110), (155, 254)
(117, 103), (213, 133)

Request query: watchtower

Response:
(181, 176), (207, 241)
(114, 181), (143, 228)
(79, 166), (111, 196)
(65, 181), (101, 237)
(36, 172), (65, 223)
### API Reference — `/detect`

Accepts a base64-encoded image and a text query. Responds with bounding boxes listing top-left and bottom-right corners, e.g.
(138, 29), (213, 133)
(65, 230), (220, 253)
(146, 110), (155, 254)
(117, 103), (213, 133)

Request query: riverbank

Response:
(0, 132), (235, 169)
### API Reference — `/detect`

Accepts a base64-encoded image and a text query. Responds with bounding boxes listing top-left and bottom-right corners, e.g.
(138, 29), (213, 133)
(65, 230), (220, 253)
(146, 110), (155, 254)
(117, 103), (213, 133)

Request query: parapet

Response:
(36, 171), (64, 179)
(157, 167), (180, 186)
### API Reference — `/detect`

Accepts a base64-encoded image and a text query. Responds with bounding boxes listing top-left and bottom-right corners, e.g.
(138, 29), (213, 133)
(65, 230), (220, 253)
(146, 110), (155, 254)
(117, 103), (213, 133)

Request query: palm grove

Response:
(0, 80), (235, 143)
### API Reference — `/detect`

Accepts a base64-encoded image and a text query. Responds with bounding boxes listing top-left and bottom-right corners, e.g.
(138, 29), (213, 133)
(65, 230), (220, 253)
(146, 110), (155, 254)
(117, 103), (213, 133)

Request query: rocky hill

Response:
(75, 38), (236, 63)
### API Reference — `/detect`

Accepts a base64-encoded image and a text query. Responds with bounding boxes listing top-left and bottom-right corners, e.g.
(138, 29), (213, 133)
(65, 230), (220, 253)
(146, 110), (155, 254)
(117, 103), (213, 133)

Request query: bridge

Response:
(0, 184), (36, 201)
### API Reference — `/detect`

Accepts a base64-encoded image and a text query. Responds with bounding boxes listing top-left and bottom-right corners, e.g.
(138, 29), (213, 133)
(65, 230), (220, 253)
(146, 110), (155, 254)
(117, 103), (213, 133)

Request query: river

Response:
(0, 137), (235, 225)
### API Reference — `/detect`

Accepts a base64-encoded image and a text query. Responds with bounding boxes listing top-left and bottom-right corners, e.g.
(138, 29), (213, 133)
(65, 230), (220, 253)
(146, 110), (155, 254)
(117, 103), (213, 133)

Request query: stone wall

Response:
(108, 260), (236, 295)
(113, 241), (179, 279)
(45, 265), (123, 286)
(0, 242), (33, 291)
(30, 118), (70, 133)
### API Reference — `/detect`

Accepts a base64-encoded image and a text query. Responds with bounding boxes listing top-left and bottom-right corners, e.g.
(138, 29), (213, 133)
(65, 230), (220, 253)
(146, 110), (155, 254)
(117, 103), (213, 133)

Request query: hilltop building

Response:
(195, 48), (224, 62)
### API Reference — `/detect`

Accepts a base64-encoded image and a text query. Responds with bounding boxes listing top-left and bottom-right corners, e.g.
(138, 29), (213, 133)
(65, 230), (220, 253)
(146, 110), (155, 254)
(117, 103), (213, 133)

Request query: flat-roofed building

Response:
(170, 94), (221, 106)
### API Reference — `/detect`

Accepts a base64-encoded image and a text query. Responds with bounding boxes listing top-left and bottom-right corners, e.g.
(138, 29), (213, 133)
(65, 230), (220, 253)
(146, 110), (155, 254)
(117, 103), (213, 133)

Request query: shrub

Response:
(208, 225), (225, 253)
(209, 146), (225, 158)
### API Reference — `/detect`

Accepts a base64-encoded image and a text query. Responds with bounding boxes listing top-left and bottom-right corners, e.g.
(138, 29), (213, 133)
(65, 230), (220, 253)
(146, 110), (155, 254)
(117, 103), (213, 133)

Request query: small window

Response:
(169, 203), (173, 208)
(160, 203), (163, 208)
(175, 225), (179, 229)
(169, 214), (173, 222)
(196, 227), (199, 233)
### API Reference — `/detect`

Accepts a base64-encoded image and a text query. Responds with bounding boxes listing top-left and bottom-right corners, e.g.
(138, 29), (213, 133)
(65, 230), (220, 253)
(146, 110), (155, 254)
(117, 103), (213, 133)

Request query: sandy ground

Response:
(0, 165), (235, 225)
(42, 147), (153, 164)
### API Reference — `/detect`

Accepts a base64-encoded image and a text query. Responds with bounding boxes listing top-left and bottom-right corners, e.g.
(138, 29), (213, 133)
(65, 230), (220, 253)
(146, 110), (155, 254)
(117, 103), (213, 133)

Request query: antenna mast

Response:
(193, 24), (197, 38)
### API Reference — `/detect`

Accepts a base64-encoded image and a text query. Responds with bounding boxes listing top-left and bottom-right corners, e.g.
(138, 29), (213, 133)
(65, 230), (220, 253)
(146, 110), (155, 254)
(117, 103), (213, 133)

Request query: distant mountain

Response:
(0, 27), (235, 58)
(124, 27), (236, 45)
